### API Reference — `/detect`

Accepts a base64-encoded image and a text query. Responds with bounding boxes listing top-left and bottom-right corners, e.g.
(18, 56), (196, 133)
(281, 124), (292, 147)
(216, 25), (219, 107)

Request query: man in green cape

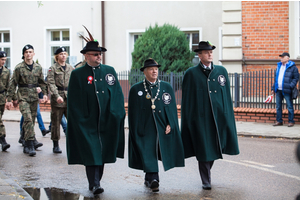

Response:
(66, 27), (125, 195)
(181, 41), (239, 190)
(128, 58), (184, 192)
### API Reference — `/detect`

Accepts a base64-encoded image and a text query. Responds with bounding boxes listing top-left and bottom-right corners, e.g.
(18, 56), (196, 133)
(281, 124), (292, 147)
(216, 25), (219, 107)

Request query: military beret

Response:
(22, 44), (34, 59)
(55, 46), (67, 55)
(0, 51), (7, 58)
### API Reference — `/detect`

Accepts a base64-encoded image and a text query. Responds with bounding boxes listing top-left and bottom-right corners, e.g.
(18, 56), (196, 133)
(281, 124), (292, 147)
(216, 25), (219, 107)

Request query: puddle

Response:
(23, 187), (87, 200)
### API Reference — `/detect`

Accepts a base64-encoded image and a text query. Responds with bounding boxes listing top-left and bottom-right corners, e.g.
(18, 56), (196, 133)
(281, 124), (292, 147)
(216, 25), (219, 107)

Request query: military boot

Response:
(18, 130), (25, 146)
(53, 140), (62, 153)
(33, 137), (43, 149)
(23, 140), (36, 156)
(0, 136), (10, 151)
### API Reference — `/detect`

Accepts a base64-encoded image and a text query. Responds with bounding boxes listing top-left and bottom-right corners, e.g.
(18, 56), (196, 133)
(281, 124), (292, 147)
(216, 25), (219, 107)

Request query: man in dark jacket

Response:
(271, 52), (299, 127)
(128, 58), (185, 192)
(181, 41), (239, 190)
(66, 27), (125, 195)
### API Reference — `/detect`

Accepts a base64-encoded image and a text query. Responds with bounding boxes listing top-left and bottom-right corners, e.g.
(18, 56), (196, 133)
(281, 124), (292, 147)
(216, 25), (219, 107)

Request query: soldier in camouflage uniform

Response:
(47, 47), (72, 153)
(0, 51), (14, 151)
(74, 58), (86, 69)
(6, 44), (48, 156)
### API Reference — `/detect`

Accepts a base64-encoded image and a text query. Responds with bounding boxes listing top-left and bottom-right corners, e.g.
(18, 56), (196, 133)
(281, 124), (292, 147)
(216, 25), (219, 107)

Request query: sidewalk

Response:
(0, 110), (299, 199)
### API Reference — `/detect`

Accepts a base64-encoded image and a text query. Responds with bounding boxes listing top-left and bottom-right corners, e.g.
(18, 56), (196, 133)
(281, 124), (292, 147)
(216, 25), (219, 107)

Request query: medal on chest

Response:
(143, 79), (160, 110)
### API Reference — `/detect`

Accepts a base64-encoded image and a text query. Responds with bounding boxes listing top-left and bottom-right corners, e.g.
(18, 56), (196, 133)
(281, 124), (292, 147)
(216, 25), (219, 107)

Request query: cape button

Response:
(209, 91), (211, 93)
(96, 91), (99, 94)
(100, 79), (102, 81)
(215, 90), (217, 93)
(102, 91), (104, 93)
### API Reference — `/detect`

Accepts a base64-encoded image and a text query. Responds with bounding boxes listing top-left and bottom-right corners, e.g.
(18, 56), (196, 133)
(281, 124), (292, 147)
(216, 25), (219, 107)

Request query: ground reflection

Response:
(23, 187), (94, 200)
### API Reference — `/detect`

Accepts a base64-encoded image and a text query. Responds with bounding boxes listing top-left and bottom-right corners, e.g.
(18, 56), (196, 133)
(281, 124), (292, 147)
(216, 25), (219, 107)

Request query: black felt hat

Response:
(0, 51), (7, 58)
(140, 58), (161, 72)
(55, 46), (67, 55)
(194, 41), (216, 52)
(80, 41), (107, 54)
(22, 44), (34, 59)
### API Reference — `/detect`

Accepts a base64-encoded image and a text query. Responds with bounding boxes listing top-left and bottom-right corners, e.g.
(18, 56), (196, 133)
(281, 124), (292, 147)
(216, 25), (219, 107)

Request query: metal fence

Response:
(117, 69), (300, 109)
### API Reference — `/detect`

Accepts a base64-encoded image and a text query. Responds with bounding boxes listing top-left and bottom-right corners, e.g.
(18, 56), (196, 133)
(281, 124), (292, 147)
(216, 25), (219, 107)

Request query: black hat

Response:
(0, 51), (7, 58)
(22, 44), (34, 59)
(194, 41), (216, 52)
(54, 46), (67, 55)
(140, 58), (161, 72)
(279, 52), (290, 58)
(80, 41), (107, 54)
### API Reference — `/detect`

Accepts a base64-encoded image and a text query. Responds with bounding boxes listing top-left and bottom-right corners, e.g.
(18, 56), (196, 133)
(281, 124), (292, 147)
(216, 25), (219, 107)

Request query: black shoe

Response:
(33, 137), (43, 149)
(0, 137), (10, 151)
(53, 141), (62, 153)
(23, 140), (36, 156)
(42, 129), (51, 136)
(145, 179), (159, 192)
(19, 130), (25, 146)
(202, 183), (211, 190)
(92, 186), (104, 195)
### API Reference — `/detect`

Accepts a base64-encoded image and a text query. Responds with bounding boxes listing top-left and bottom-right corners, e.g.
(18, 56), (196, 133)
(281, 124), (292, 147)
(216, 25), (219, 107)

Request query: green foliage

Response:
(131, 23), (195, 73)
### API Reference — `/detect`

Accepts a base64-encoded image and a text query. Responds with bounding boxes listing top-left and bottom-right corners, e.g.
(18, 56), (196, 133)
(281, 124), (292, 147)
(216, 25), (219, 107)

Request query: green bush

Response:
(131, 23), (194, 73)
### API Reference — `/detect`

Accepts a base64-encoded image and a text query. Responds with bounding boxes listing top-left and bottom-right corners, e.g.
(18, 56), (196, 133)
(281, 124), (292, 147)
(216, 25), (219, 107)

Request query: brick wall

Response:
(242, 1), (289, 71)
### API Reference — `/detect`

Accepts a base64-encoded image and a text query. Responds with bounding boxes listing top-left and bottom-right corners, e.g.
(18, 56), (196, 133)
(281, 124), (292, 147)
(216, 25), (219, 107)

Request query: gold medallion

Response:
(146, 94), (151, 99)
(151, 105), (156, 109)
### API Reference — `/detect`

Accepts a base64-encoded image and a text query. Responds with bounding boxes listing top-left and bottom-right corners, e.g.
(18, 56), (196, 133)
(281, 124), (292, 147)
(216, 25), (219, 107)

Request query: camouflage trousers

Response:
(51, 105), (67, 141)
(0, 105), (6, 138)
(19, 101), (38, 141)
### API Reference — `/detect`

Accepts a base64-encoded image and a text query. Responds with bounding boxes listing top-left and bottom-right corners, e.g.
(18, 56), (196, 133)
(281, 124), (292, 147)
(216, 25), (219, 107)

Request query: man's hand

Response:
(165, 125), (171, 134)
(57, 97), (64, 104)
(5, 102), (13, 110)
(36, 87), (42, 93)
(39, 99), (44, 103)
(12, 100), (18, 108)
(271, 90), (275, 96)
(43, 95), (48, 102)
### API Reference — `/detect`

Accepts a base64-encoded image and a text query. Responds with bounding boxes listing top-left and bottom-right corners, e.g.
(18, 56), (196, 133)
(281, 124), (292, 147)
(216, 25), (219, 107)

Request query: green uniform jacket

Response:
(47, 63), (73, 108)
(67, 63), (125, 166)
(181, 63), (239, 162)
(0, 67), (11, 105)
(128, 80), (185, 172)
(7, 61), (47, 102)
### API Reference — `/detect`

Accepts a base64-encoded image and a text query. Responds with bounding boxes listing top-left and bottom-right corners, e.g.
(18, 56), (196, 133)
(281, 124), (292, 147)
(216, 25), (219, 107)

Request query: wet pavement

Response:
(0, 110), (300, 200)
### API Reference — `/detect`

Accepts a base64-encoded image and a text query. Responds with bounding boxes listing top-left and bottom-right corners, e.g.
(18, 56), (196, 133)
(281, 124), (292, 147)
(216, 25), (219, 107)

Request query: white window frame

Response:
(44, 26), (72, 71)
(0, 28), (12, 70)
(219, 26), (223, 65)
(126, 27), (202, 71)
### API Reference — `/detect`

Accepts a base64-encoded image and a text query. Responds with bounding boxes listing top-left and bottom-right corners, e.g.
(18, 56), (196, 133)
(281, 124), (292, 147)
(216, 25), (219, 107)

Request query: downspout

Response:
(101, 1), (105, 64)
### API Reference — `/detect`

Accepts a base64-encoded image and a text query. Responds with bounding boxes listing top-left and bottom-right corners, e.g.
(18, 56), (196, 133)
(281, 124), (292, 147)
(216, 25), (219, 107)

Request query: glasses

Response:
(87, 53), (102, 56)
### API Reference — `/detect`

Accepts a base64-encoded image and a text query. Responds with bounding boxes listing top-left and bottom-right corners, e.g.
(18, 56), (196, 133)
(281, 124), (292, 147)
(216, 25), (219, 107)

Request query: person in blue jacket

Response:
(271, 52), (299, 127)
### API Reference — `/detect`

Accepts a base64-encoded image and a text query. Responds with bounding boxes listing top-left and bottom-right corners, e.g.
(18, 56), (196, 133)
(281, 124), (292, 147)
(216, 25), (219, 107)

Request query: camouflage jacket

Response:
(7, 61), (47, 103)
(74, 60), (86, 69)
(0, 67), (12, 105)
(47, 63), (73, 107)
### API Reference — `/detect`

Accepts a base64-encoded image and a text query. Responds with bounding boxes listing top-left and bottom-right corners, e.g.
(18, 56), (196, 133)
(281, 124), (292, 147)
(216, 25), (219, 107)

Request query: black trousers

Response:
(198, 161), (214, 184)
(85, 165), (104, 190)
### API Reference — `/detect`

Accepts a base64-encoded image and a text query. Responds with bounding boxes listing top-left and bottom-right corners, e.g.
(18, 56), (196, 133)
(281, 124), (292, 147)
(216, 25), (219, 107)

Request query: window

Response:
(48, 29), (70, 65)
(0, 31), (11, 69)
(184, 32), (200, 66)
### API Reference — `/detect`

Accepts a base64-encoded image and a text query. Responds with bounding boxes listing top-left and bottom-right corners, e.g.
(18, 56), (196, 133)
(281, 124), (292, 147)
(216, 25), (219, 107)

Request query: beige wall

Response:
(1, 1), (223, 73)
(104, 1), (223, 72)
(0, 1), (102, 71)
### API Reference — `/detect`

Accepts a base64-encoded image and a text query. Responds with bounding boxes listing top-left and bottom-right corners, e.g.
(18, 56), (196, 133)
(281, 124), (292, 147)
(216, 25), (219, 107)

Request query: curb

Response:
(0, 171), (33, 200)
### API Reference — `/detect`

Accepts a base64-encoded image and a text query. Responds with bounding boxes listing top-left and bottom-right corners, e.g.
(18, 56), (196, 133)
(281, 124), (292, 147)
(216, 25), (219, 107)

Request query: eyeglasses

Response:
(87, 53), (102, 56)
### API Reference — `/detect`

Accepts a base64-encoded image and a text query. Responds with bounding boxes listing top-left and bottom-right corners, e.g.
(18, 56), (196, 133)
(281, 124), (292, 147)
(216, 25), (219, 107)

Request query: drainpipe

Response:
(101, 1), (105, 64)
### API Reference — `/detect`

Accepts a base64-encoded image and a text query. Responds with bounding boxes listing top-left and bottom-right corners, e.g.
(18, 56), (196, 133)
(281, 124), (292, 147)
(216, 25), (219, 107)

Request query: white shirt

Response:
(203, 63), (212, 69)
(277, 64), (286, 90)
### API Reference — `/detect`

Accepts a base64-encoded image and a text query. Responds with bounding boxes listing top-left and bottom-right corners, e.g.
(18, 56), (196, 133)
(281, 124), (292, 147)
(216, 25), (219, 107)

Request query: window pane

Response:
(51, 31), (60, 41)
(0, 33), (2, 43)
(192, 33), (199, 44)
(62, 31), (69, 41)
(4, 33), (10, 42)
(3, 48), (10, 69)
(186, 33), (190, 41)
(134, 35), (140, 43)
